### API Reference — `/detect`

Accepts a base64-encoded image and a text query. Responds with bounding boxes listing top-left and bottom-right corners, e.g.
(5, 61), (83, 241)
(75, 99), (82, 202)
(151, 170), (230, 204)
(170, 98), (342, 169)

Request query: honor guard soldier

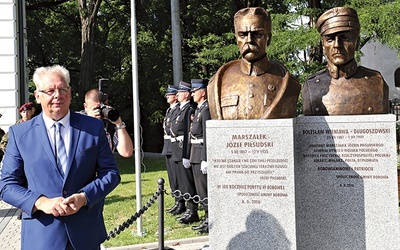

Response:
(189, 79), (211, 233)
(302, 7), (389, 115)
(170, 81), (199, 223)
(161, 85), (183, 214)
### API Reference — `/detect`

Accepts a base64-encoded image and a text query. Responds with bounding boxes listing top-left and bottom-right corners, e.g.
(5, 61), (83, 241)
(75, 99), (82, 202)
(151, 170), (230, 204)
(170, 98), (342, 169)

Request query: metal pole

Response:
(158, 178), (165, 250)
(170, 0), (183, 86)
(130, 0), (143, 236)
(17, 0), (27, 104)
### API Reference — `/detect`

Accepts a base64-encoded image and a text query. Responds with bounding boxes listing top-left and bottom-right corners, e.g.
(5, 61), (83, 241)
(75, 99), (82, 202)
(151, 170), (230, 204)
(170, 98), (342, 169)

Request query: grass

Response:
(103, 154), (206, 248)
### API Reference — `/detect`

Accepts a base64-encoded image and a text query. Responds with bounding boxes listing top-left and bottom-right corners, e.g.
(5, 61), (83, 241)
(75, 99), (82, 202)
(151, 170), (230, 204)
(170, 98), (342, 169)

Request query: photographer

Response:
(83, 88), (133, 158)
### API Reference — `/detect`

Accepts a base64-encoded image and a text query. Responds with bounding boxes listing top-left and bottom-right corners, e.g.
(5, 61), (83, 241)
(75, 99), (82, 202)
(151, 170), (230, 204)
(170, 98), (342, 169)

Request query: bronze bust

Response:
(302, 7), (389, 116)
(207, 7), (300, 120)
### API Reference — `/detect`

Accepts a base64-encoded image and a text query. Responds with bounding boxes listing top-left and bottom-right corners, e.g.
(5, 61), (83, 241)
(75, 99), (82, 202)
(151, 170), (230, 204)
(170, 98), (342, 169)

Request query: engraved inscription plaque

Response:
(295, 115), (400, 249)
(207, 119), (296, 250)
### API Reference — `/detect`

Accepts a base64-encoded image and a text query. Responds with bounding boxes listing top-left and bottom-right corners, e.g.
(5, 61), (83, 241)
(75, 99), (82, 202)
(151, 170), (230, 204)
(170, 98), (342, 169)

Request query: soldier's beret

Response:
(317, 7), (360, 36)
(191, 79), (207, 92)
(19, 102), (34, 112)
(166, 85), (178, 95)
(177, 81), (191, 92)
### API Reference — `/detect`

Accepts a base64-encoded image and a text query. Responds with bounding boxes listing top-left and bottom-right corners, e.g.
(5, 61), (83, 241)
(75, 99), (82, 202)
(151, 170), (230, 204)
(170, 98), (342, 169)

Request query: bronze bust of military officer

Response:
(302, 7), (389, 115)
(207, 7), (300, 120)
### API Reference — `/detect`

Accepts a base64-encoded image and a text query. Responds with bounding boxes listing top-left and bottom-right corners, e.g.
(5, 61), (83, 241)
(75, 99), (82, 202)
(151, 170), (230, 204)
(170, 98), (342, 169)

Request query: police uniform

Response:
(170, 81), (199, 222)
(302, 7), (389, 115)
(161, 86), (181, 213)
(189, 79), (211, 233)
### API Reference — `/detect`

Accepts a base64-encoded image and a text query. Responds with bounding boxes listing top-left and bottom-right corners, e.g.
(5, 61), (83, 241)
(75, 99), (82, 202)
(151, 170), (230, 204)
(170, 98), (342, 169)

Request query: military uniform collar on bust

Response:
(240, 55), (272, 76)
(327, 59), (358, 79)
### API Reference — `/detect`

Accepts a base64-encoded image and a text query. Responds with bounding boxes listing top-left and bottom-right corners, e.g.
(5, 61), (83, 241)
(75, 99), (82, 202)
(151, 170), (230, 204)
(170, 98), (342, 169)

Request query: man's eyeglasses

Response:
(38, 87), (71, 96)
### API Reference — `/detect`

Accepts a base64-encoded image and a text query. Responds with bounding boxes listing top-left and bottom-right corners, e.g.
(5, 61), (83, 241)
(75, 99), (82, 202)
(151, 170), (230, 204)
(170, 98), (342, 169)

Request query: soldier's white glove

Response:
(201, 161), (208, 174)
(182, 158), (191, 169)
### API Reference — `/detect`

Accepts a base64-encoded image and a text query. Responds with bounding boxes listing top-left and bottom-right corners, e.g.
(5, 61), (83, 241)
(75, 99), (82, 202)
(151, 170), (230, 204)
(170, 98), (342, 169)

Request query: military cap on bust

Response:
(177, 81), (191, 92)
(316, 7), (360, 36)
(166, 85), (178, 95)
(19, 102), (34, 112)
(190, 79), (207, 92)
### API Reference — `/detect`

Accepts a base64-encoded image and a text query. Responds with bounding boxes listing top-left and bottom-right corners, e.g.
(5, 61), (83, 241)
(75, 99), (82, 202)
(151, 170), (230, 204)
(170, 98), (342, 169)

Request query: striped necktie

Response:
(54, 122), (67, 176)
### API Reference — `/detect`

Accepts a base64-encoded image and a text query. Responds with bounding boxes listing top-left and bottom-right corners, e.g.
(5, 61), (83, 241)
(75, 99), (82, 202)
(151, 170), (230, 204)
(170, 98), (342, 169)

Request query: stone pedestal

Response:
(206, 119), (297, 250)
(295, 114), (400, 249)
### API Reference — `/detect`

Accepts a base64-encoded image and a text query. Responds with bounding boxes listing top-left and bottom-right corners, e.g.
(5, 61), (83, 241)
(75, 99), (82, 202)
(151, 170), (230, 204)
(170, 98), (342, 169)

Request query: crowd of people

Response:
(162, 79), (210, 234)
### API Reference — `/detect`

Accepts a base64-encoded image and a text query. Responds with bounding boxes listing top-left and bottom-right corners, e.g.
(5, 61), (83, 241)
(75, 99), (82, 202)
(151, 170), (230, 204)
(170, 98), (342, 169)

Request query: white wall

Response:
(360, 40), (400, 100)
(0, 0), (20, 132)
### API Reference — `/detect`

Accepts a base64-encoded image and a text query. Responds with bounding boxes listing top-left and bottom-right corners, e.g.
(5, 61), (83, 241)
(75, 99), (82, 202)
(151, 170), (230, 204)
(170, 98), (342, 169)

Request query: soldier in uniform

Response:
(302, 7), (389, 115)
(161, 85), (183, 214)
(207, 7), (300, 120)
(189, 79), (211, 234)
(0, 102), (36, 156)
(170, 81), (199, 224)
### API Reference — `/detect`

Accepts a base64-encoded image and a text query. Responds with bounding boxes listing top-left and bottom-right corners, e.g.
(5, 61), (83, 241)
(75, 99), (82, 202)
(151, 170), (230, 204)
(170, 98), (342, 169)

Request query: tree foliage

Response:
(25, 0), (400, 152)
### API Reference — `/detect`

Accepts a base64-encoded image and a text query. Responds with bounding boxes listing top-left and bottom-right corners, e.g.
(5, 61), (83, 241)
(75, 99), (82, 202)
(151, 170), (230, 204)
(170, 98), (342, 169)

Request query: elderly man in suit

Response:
(0, 65), (120, 250)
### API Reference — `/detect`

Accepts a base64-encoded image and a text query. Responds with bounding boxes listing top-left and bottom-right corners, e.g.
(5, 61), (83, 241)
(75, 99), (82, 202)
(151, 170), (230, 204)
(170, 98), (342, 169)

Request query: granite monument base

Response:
(295, 114), (400, 249)
(206, 119), (296, 250)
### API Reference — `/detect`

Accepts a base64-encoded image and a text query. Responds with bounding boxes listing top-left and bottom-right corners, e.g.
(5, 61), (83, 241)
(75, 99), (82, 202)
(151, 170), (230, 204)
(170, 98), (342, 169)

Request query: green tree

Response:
(25, 0), (400, 151)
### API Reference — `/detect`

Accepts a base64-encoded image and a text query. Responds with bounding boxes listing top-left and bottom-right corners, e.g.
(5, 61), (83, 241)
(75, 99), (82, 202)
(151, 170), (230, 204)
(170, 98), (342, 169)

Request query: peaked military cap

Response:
(191, 79), (207, 92)
(166, 85), (178, 95)
(177, 81), (191, 92)
(317, 7), (360, 36)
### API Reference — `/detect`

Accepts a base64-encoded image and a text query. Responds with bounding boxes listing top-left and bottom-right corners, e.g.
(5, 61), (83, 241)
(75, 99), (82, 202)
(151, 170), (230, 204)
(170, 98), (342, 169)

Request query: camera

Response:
(98, 78), (120, 122)
(99, 104), (120, 122)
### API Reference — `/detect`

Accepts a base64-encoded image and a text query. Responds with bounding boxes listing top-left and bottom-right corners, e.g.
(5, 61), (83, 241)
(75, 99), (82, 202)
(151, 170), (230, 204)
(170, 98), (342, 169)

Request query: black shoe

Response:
(192, 218), (208, 230)
(176, 209), (190, 220)
(171, 204), (186, 216)
(179, 211), (200, 224)
(198, 225), (209, 234)
(166, 203), (179, 213)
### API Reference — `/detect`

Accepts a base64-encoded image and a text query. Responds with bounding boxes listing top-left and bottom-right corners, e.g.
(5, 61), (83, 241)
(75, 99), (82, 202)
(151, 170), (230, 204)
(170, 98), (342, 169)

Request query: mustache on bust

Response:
(242, 43), (259, 53)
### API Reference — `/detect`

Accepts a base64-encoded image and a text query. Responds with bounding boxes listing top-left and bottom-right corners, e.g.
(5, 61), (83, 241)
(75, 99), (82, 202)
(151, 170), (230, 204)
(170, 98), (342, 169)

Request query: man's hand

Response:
(201, 161), (208, 174)
(109, 116), (122, 126)
(34, 193), (87, 217)
(182, 158), (191, 169)
(62, 193), (87, 215)
(86, 106), (102, 120)
(34, 196), (73, 217)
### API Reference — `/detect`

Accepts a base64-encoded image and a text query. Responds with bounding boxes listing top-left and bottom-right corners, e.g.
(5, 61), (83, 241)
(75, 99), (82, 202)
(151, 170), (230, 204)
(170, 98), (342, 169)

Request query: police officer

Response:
(189, 79), (211, 234)
(170, 81), (199, 224)
(161, 85), (183, 214)
(302, 6), (389, 115)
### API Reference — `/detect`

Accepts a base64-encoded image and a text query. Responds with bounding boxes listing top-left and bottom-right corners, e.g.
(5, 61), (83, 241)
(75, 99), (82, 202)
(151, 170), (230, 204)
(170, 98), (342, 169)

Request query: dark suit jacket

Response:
(0, 111), (120, 250)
